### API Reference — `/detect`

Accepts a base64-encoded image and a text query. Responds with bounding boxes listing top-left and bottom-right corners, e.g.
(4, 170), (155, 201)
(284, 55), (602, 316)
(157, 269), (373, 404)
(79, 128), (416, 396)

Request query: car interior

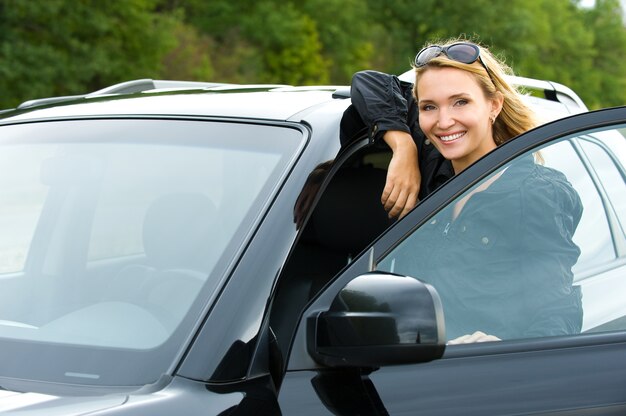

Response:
(270, 141), (395, 363)
(102, 192), (215, 332)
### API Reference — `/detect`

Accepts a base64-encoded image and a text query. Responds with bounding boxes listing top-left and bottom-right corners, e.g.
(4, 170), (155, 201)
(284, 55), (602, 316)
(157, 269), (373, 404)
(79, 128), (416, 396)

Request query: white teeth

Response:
(439, 132), (465, 142)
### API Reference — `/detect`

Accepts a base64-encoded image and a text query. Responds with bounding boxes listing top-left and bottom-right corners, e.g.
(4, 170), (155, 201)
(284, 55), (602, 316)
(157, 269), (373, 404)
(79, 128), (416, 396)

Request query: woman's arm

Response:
(350, 70), (413, 140)
(381, 131), (420, 219)
(351, 70), (421, 218)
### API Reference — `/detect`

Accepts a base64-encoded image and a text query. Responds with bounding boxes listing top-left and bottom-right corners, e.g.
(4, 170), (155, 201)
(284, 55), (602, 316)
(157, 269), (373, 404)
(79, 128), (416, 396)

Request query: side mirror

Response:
(307, 272), (445, 368)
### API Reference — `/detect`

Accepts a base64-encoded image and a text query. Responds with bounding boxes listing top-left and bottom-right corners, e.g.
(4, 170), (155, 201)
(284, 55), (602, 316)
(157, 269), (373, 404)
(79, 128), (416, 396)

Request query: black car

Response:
(0, 75), (624, 415)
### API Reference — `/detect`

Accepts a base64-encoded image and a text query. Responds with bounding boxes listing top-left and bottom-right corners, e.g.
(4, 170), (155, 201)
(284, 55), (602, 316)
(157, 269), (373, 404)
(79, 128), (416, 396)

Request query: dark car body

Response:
(0, 76), (624, 415)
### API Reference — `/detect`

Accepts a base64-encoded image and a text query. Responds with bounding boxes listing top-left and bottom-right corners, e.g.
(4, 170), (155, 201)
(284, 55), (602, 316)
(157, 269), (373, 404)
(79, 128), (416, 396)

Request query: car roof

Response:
(1, 71), (587, 125)
(0, 83), (352, 124)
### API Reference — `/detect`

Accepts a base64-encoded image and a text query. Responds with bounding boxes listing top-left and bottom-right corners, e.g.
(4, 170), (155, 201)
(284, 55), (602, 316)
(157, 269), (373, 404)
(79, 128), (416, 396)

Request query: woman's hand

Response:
(382, 131), (421, 219)
(447, 331), (501, 345)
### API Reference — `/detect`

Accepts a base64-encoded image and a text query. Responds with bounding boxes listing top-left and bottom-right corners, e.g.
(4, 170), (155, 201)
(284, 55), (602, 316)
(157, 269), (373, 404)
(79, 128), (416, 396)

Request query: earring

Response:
(490, 115), (496, 124)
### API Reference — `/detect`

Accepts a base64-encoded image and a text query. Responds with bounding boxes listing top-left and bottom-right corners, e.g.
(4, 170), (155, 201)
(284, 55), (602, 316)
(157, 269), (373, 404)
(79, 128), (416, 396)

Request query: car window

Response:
(0, 119), (303, 386)
(0, 148), (49, 274)
(87, 144), (281, 263)
(540, 140), (615, 276)
(377, 124), (626, 343)
(578, 137), (626, 234)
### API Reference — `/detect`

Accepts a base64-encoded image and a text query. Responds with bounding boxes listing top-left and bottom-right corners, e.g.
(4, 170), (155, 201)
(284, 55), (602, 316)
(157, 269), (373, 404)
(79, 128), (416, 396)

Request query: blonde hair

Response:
(412, 38), (537, 147)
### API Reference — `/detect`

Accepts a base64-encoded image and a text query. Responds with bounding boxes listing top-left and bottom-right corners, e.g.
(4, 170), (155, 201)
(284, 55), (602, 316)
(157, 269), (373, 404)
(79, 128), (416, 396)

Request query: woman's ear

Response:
(491, 91), (504, 117)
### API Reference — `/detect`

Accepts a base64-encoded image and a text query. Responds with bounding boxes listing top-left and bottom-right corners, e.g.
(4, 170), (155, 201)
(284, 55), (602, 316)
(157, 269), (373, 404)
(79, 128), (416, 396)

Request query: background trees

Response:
(0, 0), (624, 109)
(0, 0), (178, 105)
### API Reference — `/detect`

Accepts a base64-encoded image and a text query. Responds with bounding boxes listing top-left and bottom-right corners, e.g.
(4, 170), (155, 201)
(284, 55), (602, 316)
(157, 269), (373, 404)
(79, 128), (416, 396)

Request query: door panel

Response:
(281, 108), (626, 415)
(370, 339), (626, 415)
(281, 338), (626, 415)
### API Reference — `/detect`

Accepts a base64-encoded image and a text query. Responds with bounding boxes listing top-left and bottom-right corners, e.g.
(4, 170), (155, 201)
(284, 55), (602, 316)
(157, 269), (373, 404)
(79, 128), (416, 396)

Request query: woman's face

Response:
(417, 66), (501, 173)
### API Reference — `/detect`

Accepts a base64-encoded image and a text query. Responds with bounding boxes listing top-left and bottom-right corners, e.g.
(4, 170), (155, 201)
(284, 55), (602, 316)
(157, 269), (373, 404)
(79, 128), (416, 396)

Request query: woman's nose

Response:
(437, 108), (455, 129)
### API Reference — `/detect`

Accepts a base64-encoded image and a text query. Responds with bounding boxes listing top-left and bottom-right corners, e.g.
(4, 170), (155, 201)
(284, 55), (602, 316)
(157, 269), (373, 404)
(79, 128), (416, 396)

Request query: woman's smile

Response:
(437, 131), (466, 143)
(418, 67), (501, 173)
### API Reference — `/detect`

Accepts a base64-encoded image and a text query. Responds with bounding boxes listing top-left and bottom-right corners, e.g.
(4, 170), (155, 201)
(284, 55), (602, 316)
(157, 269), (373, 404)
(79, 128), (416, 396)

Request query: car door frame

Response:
(282, 106), (626, 415)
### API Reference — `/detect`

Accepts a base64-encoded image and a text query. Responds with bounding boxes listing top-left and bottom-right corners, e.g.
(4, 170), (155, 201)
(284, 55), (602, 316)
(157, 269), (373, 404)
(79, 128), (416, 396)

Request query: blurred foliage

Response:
(0, 0), (178, 106)
(0, 0), (624, 109)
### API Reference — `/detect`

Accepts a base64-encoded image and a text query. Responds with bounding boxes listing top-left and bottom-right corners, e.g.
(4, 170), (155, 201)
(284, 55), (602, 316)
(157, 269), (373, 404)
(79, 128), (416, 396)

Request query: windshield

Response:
(0, 118), (302, 388)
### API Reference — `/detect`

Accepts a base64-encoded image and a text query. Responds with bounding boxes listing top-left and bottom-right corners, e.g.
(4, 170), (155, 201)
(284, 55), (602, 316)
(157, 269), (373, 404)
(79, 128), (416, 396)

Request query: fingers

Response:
(380, 133), (421, 219)
(382, 182), (406, 216)
(381, 175), (420, 219)
(383, 187), (410, 219)
(400, 191), (418, 219)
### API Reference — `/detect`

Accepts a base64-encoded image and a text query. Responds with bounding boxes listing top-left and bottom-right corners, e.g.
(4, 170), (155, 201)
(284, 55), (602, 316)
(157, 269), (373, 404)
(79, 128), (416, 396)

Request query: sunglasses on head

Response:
(414, 42), (494, 82)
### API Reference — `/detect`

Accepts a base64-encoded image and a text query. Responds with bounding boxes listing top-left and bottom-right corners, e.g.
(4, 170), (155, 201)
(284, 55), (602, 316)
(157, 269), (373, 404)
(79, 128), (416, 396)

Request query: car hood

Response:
(0, 389), (125, 415)
(0, 376), (246, 415)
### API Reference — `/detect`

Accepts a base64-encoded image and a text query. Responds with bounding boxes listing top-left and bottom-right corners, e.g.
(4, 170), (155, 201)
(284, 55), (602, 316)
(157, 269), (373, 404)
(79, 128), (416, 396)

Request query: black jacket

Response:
(381, 156), (584, 339)
(347, 70), (454, 198)
(347, 70), (583, 339)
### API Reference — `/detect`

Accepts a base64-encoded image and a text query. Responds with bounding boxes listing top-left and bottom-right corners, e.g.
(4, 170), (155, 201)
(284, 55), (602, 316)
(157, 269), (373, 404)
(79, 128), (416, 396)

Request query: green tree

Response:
(1, 0), (624, 109)
(0, 0), (180, 108)
(516, 0), (596, 103)
(581, 0), (626, 108)
(361, 0), (624, 108)
(165, 0), (330, 84)
(242, 1), (330, 85)
(160, 21), (214, 81)
(295, 0), (381, 82)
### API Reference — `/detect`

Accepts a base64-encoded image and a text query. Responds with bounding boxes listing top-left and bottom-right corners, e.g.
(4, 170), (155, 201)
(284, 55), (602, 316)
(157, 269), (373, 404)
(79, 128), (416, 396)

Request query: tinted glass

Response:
(378, 124), (626, 343)
(0, 119), (302, 387)
(579, 137), (626, 233)
(541, 140), (615, 275)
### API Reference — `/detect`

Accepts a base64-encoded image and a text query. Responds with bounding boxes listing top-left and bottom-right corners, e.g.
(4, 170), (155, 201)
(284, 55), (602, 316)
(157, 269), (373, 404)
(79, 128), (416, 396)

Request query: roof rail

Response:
(86, 79), (158, 96)
(18, 94), (86, 109)
(14, 78), (357, 111)
(87, 79), (230, 97)
(17, 79), (232, 110)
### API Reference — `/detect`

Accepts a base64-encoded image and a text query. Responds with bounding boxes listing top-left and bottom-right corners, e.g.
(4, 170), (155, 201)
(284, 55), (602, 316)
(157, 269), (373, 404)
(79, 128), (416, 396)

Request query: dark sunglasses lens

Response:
(415, 46), (442, 66)
(446, 44), (480, 64)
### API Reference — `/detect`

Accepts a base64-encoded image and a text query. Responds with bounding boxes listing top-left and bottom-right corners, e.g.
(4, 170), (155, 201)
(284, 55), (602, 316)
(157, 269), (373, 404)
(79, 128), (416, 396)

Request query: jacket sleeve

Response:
(348, 69), (453, 198)
(518, 168), (584, 337)
(350, 70), (413, 142)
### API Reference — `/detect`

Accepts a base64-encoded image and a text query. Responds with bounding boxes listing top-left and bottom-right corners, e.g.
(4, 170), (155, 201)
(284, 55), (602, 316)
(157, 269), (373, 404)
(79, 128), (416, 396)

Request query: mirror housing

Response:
(307, 272), (445, 368)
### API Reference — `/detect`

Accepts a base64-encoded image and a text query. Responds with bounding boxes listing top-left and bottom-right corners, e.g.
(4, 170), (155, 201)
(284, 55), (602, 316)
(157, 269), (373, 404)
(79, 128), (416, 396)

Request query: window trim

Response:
(574, 135), (626, 256)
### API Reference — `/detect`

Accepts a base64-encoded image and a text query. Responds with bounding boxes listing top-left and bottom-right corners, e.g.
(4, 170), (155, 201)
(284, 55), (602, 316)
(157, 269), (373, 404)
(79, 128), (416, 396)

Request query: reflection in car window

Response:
(379, 125), (626, 342)
(0, 148), (49, 273)
(579, 137), (626, 235)
(541, 140), (615, 276)
(87, 144), (282, 263)
(379, 150), (584, 342)
(0, 119), (302, 386)
(574, 128), (626, 333)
